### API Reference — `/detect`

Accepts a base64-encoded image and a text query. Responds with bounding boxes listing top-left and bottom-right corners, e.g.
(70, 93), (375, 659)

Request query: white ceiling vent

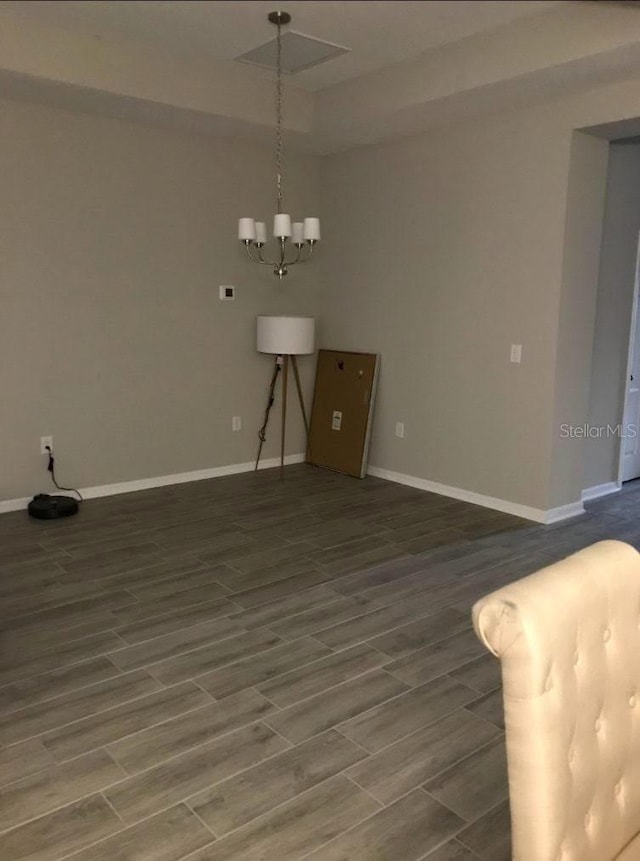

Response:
(236, 31), (349, 74)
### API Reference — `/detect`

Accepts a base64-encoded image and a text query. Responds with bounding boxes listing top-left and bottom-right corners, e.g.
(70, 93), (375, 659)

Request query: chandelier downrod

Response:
(271, 11), (287, 214)
(238, 10), (320, 279)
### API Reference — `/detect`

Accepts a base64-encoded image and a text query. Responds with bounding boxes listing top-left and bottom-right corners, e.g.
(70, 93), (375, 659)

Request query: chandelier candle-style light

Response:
(238, 11), (320, 279)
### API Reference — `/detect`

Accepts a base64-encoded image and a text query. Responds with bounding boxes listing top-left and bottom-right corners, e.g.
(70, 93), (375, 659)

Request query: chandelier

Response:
(238, 11), (320, 279)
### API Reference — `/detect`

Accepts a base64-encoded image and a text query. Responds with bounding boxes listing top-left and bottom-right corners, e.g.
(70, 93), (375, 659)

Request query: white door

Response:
(621, 234), (640, 481)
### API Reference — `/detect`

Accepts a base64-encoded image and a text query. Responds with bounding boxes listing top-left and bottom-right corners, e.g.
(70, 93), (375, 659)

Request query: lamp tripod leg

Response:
(291, 356), (309, 436)
(291, 355), (312, 462)
(280, 355), (289, 473)
(255, 356), (281, 471)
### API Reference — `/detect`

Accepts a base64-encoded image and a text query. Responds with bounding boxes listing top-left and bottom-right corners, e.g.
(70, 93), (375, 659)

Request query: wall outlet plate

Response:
(219, 285), (235, 300)
(40, 435), (53, 454)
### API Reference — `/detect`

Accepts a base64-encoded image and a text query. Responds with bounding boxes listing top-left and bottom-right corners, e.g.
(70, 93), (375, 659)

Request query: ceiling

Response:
(1, 0), (564, 91)
(0, 0), (639, 152)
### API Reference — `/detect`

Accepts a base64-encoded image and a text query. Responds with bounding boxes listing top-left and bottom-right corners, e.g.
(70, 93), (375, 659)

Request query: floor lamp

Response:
(255, 315), (315, 471)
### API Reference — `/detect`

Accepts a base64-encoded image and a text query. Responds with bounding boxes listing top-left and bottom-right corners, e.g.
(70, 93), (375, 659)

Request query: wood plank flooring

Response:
(1, 463), (638, 860)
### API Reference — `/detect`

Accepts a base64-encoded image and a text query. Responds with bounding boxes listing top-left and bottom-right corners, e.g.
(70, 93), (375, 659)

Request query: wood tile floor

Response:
(1, 464), (639, 860)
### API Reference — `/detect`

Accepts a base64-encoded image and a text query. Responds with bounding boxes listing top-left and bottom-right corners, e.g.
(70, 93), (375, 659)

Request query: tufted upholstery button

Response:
(545, 675), (553, 692)
(603, 628), (611, 642)
(616, 782), (623, 796)
(573, 652), (579, 666)
(595, 719), (603, 733)
(585, 812), (592, 827)
(630, 696), (637, 709)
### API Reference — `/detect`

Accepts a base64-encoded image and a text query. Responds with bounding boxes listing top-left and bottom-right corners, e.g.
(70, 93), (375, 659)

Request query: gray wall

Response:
(1, 86), (629, 512)
(585, 142), (640, 490)
(550, 131), (609, 505)
(0, 98), (321, 501)
(318, 106), (608, 512)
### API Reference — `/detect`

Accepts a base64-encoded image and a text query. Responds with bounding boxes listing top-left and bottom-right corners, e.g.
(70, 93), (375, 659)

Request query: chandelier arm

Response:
(295, 243), (315, 265)
(244, 239), (314, 269)
(277, 242), (314, 269)
(256, 245), (272, 265)
(245, 243), (276, 267)
(276, 243), (301, 269)
(287, 245), (303, 266)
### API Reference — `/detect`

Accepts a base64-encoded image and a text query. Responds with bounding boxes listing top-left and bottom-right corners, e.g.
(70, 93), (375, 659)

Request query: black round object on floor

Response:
(28, 493), (79, 519)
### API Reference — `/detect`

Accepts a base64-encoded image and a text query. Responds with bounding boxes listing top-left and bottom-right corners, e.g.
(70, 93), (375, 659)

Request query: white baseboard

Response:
(581, 481), (621, 502)
(2, 456), (590, 527)
(367, 465), (585, 525)
(543, 501), (586, 524)
(0, 453), (306, 515)
(0, 496), (31, 515)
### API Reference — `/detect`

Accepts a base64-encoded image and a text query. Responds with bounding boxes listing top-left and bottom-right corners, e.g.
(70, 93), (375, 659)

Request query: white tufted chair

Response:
(472, 540), (640, 861)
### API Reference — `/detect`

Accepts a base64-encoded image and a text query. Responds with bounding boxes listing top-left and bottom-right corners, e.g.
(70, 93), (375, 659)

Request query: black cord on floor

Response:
(46, 448), (83, 502)
(258, 360), (282, 444)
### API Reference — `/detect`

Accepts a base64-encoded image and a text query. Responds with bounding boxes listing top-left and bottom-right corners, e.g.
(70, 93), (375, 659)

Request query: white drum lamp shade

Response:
(257, 316), (315, 355)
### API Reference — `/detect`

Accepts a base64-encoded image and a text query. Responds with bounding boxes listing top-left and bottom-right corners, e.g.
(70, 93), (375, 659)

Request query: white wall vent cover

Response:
(236, 31), (349, 74)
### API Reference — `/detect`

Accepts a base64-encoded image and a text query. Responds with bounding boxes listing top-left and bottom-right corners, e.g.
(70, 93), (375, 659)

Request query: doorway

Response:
(582, 139), (640, 498)
(619, 233), (640, 483)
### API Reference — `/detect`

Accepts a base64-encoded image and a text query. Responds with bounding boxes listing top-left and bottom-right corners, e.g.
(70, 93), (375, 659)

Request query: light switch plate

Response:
(510, 344), (522, 363)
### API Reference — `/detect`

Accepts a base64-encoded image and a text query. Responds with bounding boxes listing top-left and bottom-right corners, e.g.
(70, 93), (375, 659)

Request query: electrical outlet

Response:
(40, 435), (53, 455)
(219, 285), (235, 301)
(510, 344), (522, 363)
(232, 416), (242, 432)
(395, 422), (405, 439)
